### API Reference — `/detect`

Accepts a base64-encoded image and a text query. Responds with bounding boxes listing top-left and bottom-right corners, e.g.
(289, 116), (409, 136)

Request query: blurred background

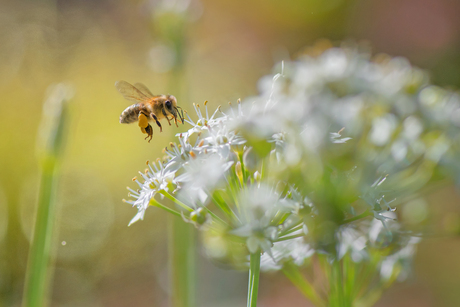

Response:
(1, 0), (460, 306)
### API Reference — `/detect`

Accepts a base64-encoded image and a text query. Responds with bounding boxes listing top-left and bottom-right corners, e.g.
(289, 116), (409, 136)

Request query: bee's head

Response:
(164, 95), (184, 124)
(164, 95), (177, 114)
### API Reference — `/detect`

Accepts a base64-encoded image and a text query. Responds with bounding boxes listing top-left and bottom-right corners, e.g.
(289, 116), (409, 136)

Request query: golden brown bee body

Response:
(116, 80), (184, 142)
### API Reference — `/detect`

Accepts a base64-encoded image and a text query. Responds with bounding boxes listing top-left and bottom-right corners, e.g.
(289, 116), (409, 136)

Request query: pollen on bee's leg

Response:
(138, 113), (149, 128)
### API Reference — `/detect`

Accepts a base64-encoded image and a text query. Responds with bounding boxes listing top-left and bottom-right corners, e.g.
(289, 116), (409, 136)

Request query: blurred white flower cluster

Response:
(125, 43), (460, 297)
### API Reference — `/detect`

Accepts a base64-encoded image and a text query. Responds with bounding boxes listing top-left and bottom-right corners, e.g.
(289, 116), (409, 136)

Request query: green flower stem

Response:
(275, 234), (301, 242)
(150, 198), (182, 217)
(247, 251), (261, 307)
(282, 262), (324, 307)
(22, 162), (59, 307)
(340, 210), (373, 225)
(277, 210), (373, 242)
(278, 223), (303, 237)
(210, 191), (241, 224)
(334, 260), (346, 307)
(156, 192), (227, 226)
(343, 255), (356, 305)
(238, 152), (250, 184)
(152, 5), (196, 307)
(22, 84), (71, 307)
(270, 211), (289, 226)
(169, 215), (196, 307)
(202, 207), (228, 226)
(160, 190), (193, 212)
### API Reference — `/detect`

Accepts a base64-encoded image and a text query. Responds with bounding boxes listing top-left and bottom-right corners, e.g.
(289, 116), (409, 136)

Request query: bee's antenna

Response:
(175, 106), (185, 124)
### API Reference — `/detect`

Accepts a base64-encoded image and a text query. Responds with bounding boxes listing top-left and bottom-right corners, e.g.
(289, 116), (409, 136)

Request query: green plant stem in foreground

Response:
(169, 215), (196, 307)
(22, 160), (59, 307)
(22, 84), (70, 307)
(247, 252), (261, 307)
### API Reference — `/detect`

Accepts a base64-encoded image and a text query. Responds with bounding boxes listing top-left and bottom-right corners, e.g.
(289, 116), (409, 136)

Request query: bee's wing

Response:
(115, 80), (150, 103)
(134, 82), (155, 97)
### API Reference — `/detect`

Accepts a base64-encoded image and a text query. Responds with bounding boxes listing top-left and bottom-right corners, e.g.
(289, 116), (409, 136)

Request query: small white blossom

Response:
(124, 161), (175, 226)
(179, 102), (224, 137)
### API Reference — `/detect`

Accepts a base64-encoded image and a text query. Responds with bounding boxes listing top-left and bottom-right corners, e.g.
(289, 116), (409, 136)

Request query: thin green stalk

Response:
(275, 234), (302, 242)
(329, 260), (350, 307)
(210, 191), (240, 223)
(153, 5), (196, 307)
(22, 163), (59, 307)
(202, 207), (228, 226)
(150, 198), (182, 217)
(247, 252), (261, 307)
(340, 210), (372, 225)
(22, 84), (71, 307)
(169, 215), (196, 307)
(279, 223), (303, 237)
(343, 255), (356, 305)
(224, 173), (242, 217)
(160, 190), (194, 212)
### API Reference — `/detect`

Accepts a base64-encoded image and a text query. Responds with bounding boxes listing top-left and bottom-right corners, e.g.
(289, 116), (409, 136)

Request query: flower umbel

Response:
(123, 43), (460, 306)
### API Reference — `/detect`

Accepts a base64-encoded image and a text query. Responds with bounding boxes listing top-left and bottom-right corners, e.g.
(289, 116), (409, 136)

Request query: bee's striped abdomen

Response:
(120, 103), (142, 124)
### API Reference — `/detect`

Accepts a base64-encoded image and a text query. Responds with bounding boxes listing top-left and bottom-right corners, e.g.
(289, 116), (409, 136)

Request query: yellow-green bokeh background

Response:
(1, 0), (460, 306)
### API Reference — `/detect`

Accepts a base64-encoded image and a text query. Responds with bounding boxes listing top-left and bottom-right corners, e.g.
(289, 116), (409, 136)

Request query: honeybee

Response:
(116, 80), (184, 142)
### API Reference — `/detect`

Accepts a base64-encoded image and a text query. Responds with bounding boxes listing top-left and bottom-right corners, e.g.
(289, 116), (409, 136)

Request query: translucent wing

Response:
(134, 82), (155, 97)
(115, 80), (150, 104)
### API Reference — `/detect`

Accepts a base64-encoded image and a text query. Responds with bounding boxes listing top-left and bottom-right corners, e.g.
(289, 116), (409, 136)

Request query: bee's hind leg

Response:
(151, 114), (163, 132)
(144, 125), (153, 142)
(139, 112), (154, 142)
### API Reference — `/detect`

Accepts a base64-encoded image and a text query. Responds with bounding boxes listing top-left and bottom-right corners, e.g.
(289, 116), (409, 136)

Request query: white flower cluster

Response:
(125, 45), (460, 282)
